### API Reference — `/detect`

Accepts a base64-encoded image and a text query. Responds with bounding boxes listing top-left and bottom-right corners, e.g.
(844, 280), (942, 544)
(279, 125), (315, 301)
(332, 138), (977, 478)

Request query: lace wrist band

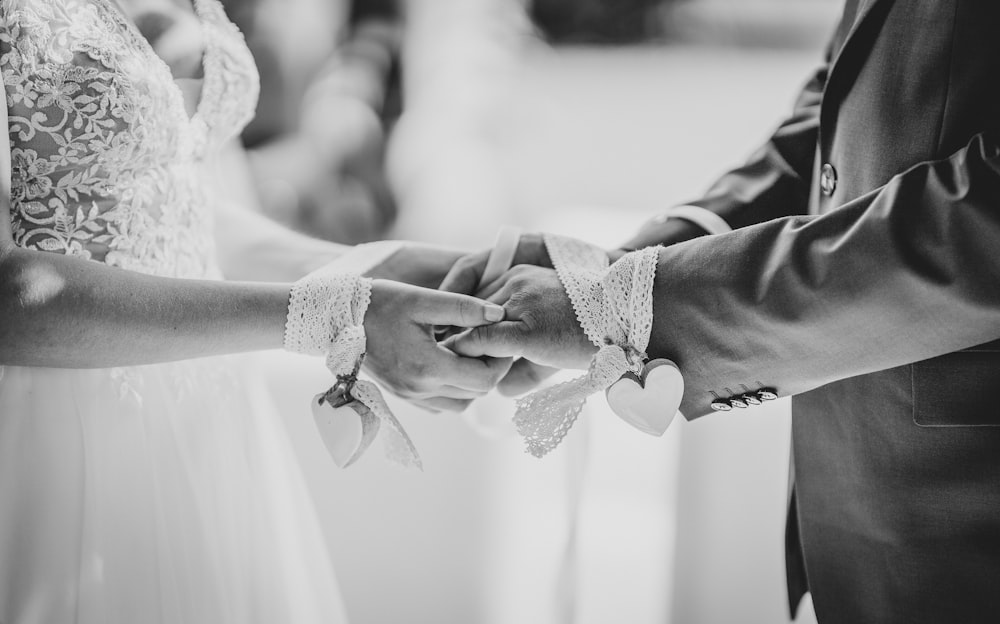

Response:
(284, 270), (372, 356)
(513, 234), (662, 458)
(284, 269), (421, 469)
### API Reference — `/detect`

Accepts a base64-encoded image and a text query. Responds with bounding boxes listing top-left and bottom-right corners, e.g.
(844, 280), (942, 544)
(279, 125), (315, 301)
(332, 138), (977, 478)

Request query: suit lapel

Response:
(822, 0), (895, 126)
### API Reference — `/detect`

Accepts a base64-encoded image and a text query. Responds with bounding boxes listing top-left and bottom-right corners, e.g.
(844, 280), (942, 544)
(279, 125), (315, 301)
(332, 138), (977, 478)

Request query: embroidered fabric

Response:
(0, 4), (353, 621)
(2, 0), (259, 279)
(513, 234), (660, 457)
(285, 270), (421, 468)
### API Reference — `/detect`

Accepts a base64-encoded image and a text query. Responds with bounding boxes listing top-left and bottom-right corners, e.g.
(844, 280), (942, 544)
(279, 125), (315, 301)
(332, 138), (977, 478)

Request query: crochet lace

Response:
(285, 269), (421, 469)
(514, 234), (659, 457)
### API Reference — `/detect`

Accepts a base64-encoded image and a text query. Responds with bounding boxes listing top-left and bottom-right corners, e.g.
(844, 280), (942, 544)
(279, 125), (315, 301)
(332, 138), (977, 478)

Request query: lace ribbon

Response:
(514, 235), (660, 458)
(285, 269), (421, 468)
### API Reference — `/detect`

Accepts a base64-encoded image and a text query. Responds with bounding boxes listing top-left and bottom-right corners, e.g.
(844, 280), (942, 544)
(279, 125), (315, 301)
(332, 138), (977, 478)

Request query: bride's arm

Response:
(0, 88), (508, 405)
(0, 245), (290, 367)
(0, 91), (284, 366)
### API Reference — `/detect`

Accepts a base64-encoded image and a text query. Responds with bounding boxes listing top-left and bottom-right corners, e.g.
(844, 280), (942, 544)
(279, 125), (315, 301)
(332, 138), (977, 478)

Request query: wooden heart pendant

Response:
(605, 358), (684, 436)
(312, 384), (381, 468)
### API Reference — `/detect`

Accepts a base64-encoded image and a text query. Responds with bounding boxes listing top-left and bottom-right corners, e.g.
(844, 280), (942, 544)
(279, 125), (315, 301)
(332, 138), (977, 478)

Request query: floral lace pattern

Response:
(1, 0), (259, 278)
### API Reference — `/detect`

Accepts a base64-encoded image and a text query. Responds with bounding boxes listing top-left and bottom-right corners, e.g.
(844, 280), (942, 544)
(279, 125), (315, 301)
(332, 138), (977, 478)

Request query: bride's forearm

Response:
(0, 247), (290, 368)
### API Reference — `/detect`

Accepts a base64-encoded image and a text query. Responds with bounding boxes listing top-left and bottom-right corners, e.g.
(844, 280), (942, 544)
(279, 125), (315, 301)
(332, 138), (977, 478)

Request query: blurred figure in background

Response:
(221, 0), (403, 243)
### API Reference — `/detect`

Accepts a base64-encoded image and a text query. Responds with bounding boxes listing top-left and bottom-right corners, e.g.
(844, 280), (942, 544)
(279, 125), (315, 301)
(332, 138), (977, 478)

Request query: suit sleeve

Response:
(621, 46), (832, 250)
(650, 132), (1000, 418)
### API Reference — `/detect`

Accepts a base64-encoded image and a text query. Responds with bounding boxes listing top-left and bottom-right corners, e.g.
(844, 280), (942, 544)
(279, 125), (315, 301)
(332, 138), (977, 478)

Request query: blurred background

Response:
(233, 0), (842, 622)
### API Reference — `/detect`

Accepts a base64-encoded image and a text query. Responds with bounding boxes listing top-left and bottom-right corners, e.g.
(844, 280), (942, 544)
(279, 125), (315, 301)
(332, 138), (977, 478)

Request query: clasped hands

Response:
(362, 234), (612, 413)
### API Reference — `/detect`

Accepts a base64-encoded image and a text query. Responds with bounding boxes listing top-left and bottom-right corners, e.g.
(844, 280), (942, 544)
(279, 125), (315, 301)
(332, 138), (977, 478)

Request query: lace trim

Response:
(285, 271), (421, 468)
(513, 235), (660, 457)
(284, 270), (372, 356)
(3, 0), (259, 278)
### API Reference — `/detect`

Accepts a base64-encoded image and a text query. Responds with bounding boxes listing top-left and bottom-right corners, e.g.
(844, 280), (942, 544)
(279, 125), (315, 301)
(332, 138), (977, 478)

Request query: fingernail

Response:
(484, 304), (505, 322)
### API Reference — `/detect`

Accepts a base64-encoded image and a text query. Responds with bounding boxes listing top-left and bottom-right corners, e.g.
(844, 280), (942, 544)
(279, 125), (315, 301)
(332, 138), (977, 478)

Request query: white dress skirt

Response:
(0, 0), (350, 621)
(0, 357), (349, 623)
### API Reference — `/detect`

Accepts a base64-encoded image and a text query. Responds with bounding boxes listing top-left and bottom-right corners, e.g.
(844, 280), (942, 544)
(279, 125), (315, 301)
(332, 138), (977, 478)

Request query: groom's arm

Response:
(647, 132), (1000, 418)
(453, 134), (1000, 416)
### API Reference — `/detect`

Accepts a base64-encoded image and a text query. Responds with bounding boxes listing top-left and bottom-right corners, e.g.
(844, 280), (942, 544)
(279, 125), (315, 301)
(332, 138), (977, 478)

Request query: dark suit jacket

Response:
(624, 1), (1000, 622)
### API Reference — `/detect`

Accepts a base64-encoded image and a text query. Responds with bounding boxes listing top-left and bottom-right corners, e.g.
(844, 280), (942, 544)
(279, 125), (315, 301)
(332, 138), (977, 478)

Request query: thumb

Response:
(413, 289), (506, 328)
(444, 322), (525, 359)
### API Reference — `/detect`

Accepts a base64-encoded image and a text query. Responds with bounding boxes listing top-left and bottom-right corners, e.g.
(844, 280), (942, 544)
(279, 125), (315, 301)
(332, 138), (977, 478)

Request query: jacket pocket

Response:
(912, 345), (1000, 427)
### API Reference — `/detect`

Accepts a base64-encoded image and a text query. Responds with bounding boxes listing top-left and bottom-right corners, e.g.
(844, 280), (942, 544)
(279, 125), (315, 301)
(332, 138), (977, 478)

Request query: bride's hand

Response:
(363, 280), (513, 412)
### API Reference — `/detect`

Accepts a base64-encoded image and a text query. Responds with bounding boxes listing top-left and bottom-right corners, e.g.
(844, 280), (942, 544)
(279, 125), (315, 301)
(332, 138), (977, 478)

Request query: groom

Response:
(439, 2), (1000, 623)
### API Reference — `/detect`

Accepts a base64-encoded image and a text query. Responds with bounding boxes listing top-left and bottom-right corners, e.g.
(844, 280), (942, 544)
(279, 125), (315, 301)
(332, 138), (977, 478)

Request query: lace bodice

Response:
(1, 0), (259, 278)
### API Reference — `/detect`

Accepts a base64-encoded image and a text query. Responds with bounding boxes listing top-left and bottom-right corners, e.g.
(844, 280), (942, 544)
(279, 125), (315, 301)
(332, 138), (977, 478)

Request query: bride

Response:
(0, 0), (511, 621)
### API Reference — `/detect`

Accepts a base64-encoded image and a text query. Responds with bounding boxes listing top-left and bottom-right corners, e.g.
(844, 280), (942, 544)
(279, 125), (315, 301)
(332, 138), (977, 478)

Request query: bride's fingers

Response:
(498, 359), (560, 396)
(438, 249), (490, 295)
(412, 289), (506, 328)
(424, 347), (514, 393)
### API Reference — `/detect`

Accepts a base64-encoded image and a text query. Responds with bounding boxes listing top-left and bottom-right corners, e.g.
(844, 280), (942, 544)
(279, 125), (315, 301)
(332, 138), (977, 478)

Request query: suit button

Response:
(820, 163), (837, 196)
(756, 388), (778, 401)
(741, 393), (762, 406)
(710, 399), (733, 412)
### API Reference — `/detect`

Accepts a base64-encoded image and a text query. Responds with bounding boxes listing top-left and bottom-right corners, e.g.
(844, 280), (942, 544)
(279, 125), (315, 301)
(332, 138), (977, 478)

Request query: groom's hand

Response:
(438, 232), (552, 295)
(444, 266), (596, 395)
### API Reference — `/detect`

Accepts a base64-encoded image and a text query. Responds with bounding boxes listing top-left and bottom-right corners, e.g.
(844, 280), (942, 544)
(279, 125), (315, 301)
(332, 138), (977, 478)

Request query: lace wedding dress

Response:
(0, 1), (349, 622)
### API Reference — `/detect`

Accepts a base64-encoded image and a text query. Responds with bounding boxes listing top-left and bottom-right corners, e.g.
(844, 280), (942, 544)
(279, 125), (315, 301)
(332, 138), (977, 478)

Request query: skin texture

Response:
(440, 233), (622, 396)
(0, 77), (506, 410)
(445, 264), (595, 396)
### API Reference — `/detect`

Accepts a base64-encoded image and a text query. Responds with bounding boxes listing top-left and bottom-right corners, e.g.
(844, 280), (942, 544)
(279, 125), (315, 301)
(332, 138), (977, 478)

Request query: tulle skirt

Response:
(0, 355), (349, 624)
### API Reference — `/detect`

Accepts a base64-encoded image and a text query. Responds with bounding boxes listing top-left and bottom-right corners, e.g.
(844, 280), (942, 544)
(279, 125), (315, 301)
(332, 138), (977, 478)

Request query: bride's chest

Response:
(1, 0), (259, 161)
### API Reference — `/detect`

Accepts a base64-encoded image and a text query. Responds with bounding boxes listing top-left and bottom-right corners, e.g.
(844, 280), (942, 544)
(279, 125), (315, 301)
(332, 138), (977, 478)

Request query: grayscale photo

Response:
(1, 0), (997, 623)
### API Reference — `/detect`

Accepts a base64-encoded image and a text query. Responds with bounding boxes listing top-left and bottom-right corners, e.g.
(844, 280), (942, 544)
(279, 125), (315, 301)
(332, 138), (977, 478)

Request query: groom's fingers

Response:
(497, 359), (560, 396)
(475, 270), (514, 301)
(438, 249), (490, 295)
(412, 289), (506, 327)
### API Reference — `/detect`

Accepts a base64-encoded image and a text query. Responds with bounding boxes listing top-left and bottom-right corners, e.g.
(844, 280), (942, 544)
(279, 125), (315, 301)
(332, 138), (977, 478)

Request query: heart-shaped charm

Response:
(605, 358), (684, 436)
(312, 386), (381, 468)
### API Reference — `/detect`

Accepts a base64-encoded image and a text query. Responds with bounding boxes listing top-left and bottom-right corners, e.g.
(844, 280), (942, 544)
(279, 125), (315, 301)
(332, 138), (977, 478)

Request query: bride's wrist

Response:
(283, 269), (371, 356)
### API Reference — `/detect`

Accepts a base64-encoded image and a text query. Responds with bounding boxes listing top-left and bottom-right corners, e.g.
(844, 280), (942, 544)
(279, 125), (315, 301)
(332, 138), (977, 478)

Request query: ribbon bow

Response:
(323, 324), (422, 469)
(513, 235), (661, 458)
